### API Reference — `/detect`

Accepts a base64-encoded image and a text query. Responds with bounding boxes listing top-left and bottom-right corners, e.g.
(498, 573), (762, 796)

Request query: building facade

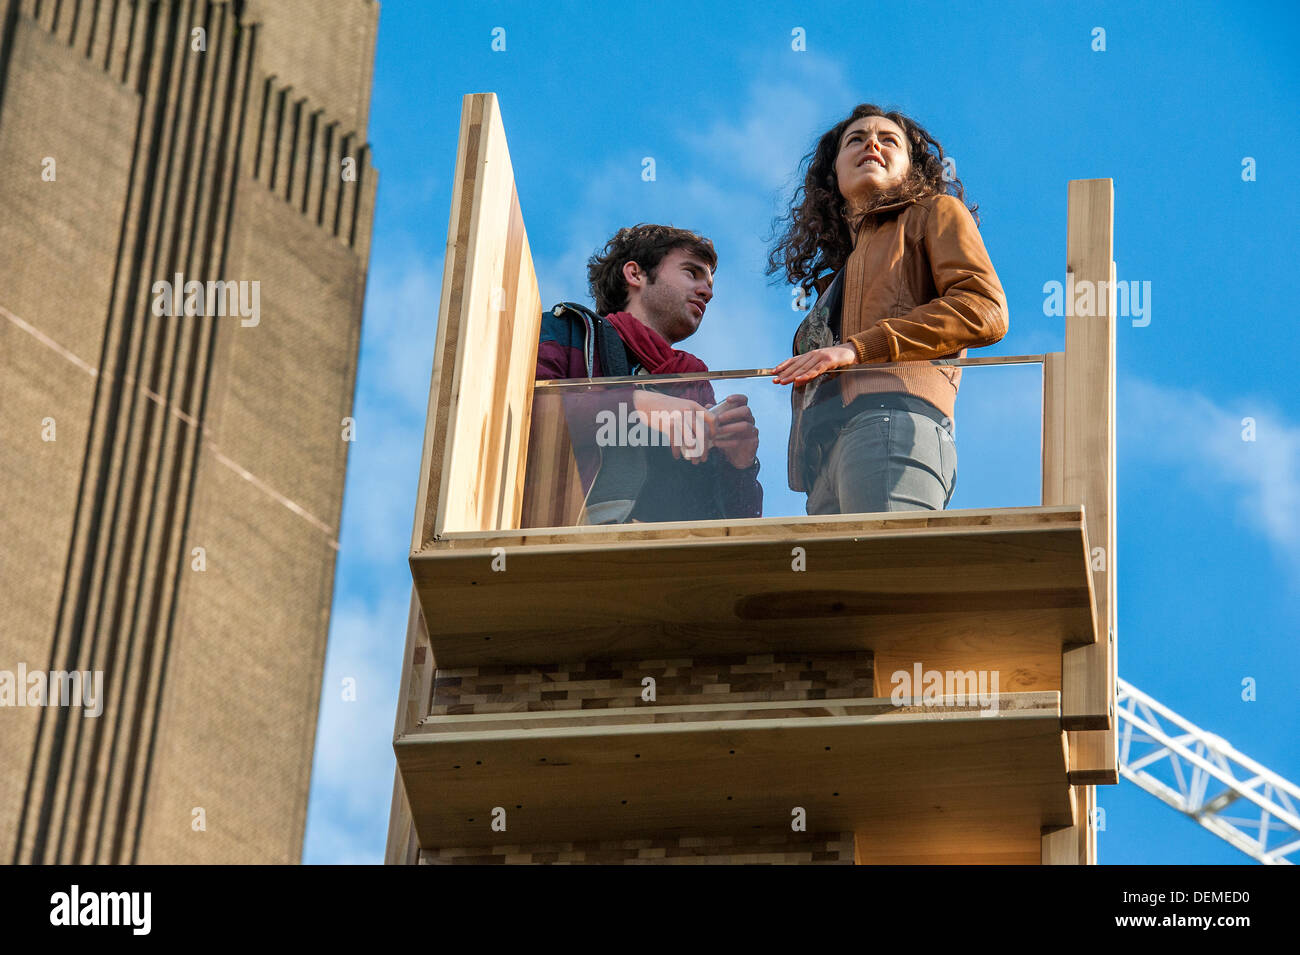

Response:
(0, 0), (377, 863)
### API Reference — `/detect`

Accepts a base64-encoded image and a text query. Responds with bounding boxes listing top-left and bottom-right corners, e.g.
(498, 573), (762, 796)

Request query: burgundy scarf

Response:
(604, 311), (717, 406)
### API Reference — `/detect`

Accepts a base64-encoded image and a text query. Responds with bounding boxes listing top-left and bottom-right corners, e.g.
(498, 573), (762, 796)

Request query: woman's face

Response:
(833, 115), (910, 207)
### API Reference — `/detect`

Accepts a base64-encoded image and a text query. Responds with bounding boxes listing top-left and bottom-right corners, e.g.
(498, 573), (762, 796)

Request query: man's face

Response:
(834, 115), (911, 207)
(625, 246), (714, 343)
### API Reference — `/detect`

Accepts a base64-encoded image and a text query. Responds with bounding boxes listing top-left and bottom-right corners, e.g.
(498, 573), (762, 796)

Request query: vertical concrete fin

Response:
(317, 120), (339, 228)
(303, 107), (324, 217)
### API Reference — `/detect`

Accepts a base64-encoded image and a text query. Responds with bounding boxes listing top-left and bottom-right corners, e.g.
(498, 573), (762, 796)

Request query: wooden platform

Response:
(410, 505), (1097, 669)
(386, 94), (1119, 863)
(396, 691), (1074, 853)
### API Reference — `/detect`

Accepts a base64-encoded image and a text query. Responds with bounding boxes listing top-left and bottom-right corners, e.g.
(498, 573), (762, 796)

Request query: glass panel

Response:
(522, 359), (1043, 529)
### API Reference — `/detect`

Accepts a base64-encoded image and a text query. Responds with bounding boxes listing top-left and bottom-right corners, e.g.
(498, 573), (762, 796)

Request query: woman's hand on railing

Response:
(772, 344), (857, 385)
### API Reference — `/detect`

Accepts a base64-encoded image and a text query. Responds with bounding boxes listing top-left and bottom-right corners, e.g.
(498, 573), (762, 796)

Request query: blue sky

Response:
(302, 0), (1300, 864)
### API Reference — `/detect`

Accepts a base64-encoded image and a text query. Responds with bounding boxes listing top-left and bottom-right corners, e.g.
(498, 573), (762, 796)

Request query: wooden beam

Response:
(1042, 351), (1065, 507)
(1059, 180), (1117, 780)
(396, 692), (1072, 850)
(383, 767), (419, 865)
(860, 824), (1046, 864)
(383, 588), (435, 863)
(430, 502), (1085, 548)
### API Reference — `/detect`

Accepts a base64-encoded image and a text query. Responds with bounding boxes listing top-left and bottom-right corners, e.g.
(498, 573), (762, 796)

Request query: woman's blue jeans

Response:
(804, 401), (957, 515)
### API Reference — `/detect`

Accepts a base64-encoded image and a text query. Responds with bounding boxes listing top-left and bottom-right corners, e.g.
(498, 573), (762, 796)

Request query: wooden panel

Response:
(871, 621), (1063, 697)
(1059, 180), (1117, 778)
(384, 767), (419, 866)
(422, 832), (856, 865)
(411, 506), (1096, 668)
(427, 501), (1084, 549)
(1041, 821), (1080, 865)
(519, 390), (587, 528)
(1041, 351), (1065, 507)
(1042, 349), (1095, 859)
(412, 92), (542, 547)
(1041, 783), (1096, 863)
(1085, 780), (1096, 863)
(396, 692), (1072, 849)
(384, 588), (436, 863)
(861, 821), (1044, 865)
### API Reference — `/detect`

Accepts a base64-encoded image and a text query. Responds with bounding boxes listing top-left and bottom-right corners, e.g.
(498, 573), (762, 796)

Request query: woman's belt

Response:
(841, 392), (953, 435)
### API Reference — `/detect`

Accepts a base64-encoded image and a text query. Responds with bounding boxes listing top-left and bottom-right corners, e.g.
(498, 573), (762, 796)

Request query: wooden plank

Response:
(1042, 782), (1098, 863)
(862, 819), (1045, 865)
(520, 389), (587, 528)
(1042, 351), (1065, 507)
(411, 508), (1096, 667)
(1045, 350), (1110, 858)
(1041, 783), (1086, 865)
(384, 767), (419, 865)
(1061, 181), (1114, 730)
(396, 692), (1071, 849)
(412, 693), (1049, 734)
(383, 588), (436, 864)
(1059, 180), (1117, 773)
(871, 619), (1063, 697)
(1041, 826), (1079, 863)
(1069, 740), (1118, 785)
(1085, 782), (1096, 863)
(411, 93), (542, 548)
(432, 502), (1084, 548)
(411, 93), (481, 551)
(1074, 259), (1119, 786)
(393, 588), (435, 738)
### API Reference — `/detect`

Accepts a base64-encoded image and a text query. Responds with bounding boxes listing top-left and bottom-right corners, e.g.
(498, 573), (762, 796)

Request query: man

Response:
(536, 224), (762, 523)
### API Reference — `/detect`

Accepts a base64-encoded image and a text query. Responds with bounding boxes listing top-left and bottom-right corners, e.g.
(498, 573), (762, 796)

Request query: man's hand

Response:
(772, 344), (857, 385)
(630, 389), (716, 463)
(709, 394), (759, 469)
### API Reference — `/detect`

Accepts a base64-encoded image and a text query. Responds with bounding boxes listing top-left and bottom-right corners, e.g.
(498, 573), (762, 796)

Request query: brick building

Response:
(0, 0), (378, 863)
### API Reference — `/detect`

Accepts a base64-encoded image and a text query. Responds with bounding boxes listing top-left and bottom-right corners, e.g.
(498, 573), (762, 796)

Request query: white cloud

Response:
(334, 253), (443, 564)
(359, 254), (443, 417)
(338, 417), (424, 564)
(681, 54), (855, 192)
(1121, 376), (1300, 574)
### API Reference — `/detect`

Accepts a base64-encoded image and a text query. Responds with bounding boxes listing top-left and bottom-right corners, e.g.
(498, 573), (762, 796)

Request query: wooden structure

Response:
(386, 93), (1118, 865)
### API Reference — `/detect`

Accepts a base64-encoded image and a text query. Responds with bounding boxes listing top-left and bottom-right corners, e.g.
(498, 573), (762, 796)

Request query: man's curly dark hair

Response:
(588, 224), (718, 316)
(767, 103), (979, 297)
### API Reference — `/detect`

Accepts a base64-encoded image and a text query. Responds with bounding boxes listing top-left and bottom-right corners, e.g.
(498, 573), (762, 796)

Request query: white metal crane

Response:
(1116, 677), (1300, 864)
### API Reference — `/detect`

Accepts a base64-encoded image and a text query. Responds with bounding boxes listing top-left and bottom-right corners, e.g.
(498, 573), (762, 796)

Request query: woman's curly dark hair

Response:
(767, 103), (979, 297)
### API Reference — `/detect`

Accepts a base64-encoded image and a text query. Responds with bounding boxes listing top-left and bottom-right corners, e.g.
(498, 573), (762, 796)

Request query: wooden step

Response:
(397, 691), (1073, 851)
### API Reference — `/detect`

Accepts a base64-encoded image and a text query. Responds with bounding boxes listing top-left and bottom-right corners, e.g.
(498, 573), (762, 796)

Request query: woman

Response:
(768, 104), (1009, 514)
